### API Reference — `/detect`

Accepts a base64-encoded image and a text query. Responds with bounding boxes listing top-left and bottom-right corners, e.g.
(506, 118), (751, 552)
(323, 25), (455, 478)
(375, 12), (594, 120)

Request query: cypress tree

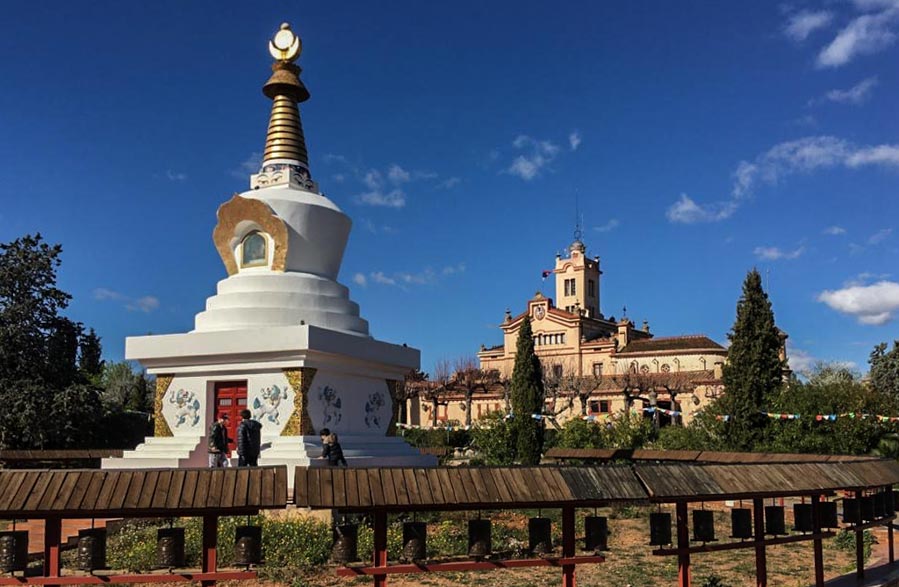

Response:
(509, 316), (545, 464)
(720, 269), (785, 450)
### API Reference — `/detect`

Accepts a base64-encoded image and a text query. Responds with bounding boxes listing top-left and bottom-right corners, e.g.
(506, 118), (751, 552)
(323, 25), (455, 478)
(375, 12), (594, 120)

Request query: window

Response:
(589, 400), (600, 413)
(553, 364), (563, 378)
(588, 279), (595, 297)
(564, 279), (570, 296)
(569, 279), (576, 296)
(592, 363), (603, 377)
(240, 231), (267, 267)
(599, 400), (610, 413)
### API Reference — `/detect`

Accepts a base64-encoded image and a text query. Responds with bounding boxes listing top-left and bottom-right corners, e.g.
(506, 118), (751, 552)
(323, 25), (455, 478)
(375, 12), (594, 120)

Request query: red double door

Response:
(213, 381), (248, 455)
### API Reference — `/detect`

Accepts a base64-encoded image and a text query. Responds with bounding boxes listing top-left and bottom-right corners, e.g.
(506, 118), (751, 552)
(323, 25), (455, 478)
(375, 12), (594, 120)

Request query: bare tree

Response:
(398, 369), (429, 426)
(423, 359), (452, 428)
(452, 356), (499, 428)
(561, 372), (603, 416)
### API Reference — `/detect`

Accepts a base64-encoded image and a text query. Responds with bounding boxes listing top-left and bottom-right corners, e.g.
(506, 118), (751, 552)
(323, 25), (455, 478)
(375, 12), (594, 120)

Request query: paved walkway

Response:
(822, 527), (899, 587)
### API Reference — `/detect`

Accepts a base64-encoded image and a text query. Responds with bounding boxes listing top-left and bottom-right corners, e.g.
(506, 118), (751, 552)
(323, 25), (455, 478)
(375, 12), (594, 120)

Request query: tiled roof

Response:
(619, 335), (725, 354)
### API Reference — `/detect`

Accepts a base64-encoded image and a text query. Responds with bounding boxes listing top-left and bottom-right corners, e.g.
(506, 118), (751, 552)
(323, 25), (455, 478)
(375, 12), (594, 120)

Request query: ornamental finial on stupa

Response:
(251, 22), (317, 192)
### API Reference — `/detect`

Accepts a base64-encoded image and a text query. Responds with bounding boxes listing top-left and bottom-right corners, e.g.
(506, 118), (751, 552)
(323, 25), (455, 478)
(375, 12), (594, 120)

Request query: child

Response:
(322, 433), (348, 467)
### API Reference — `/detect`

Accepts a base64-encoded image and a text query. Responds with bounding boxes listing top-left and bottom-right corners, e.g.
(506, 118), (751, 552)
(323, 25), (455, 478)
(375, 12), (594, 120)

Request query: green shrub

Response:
(357, 520), (404, 561)
(700, 576), (731, 587)
(470, 412), (517, 465)
(833, 528), (875, 563)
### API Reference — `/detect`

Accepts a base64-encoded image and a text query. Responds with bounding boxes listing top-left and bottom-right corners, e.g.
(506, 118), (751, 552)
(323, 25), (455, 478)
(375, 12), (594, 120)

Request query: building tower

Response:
(553, 221), (602, 318)
(105, 23), (435, 478)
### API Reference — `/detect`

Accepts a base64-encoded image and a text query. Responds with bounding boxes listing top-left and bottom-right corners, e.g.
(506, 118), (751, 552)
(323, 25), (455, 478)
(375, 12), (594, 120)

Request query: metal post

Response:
(890, 523), (895, 565)
(562, 506), (576, 587)
(43, 516), (62, 586)
(202, 515), (218, 587)
(811, 495), (824, 587)
(373, 509), (388, 587)
(753, 498), (767, 587)
(676, 501), (690, 587)
(856, 490), (864, 579)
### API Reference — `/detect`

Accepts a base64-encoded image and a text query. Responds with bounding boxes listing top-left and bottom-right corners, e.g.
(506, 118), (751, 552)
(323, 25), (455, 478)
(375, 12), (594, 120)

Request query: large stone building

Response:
(409, 236), (744, 428)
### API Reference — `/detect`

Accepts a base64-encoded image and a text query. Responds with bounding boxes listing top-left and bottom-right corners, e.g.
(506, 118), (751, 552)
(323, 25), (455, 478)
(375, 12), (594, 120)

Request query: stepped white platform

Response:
(103, 437), (205, 469)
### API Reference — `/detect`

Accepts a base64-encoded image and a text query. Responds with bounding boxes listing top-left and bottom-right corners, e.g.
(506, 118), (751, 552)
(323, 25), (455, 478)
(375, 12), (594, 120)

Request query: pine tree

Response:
(719, 269), (784, 450)
(509, 316), (545, 464)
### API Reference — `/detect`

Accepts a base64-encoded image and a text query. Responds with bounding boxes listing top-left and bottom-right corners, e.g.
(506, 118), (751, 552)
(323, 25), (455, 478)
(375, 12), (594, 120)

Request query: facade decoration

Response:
(212, 195), (289, 276)
(253, 384), (288, 425)
(169, 389), (202, 428)
(153, 374), (175, 437)
(318, 384), (343, 428)
(281, 367), (316, 436)
(364, 391), (386, 429)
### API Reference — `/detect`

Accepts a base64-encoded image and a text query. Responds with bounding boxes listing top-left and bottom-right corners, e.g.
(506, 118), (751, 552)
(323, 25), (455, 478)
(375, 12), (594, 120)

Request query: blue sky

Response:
(1, 1), (897, 375)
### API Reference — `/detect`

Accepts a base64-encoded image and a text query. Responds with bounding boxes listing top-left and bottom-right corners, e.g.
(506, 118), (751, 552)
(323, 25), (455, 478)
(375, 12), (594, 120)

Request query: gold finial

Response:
(260, 22), (311, 170)
(269, 22), (302, 62)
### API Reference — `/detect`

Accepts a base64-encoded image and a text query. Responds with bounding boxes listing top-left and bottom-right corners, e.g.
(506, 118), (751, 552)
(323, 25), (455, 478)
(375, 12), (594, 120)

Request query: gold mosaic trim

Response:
(212, 194), (289, 276)
(282, 367), (317, 436)
(385, 379), (401, 437)
(154, 374), (175, 437)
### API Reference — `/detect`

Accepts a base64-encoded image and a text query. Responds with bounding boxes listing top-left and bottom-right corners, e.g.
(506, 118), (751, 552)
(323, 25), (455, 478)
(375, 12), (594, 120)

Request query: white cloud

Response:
(784, 10), (834, 42)
(569, 131), (582, 151)
(666, 194), (737, 223)
(817, 5), (899, 68)
(823, 226), (847, 235)
(356, 189), (406, 208)
(668, 136), (899, 224)
(436, 177), (461, 189)
(322, 153), (348, 165)
(165, 170), (187, 182)
(593, 219), (620, 233)
(370, 271), (397, 286)
(231, 152), (261, 179)
(332, 173), (346, 183)
(818, 280), (899, 325)
(788, 346), (857, 376)
(93, 288), (159, 313)
(505, 135), (561, 181)
(363, 170), (383, 190)
(352, 273), (367, 287)
(822, 76), (879, 104)
(441, 263), (466, 276)
(868, 228), (893, 244)
(387, 164), (411, 184)
(753, 245), (806, 261)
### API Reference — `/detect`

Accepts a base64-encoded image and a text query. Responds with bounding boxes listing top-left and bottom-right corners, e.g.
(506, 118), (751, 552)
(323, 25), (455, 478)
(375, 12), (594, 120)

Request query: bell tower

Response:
(554, 224), (602, 318)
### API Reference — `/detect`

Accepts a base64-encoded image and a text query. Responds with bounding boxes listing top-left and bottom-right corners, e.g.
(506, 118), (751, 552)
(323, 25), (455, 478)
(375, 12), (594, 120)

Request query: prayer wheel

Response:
(793, 504), (813, 533)
(0, 531), (28, 574)
(730, 508), (753, 539)
(820, 501), (839, 528)
(528, 517), (552, 555)
(156, 527), (186, 569)
(874, 492), (887, 519)
(76, 528), (107, 571)
(649, 512), (672, 546)
(468, 519), (492, 559)
(692, 510), (716, 543)
(843, 498), (860, 524)
(887, 490), (896, 516)
(584, 516), (609, 552)
(893, 490), (899, 514)
(860, 496), (875, 522)
(764, 506), (786, 536)
(401, 522), (427, 562)
(234, 525), (263, 566)
(331, 524), (359, 564)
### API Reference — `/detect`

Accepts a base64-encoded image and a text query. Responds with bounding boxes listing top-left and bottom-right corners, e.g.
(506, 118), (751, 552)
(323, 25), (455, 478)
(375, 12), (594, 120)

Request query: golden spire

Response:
(261, 23), (311, 171)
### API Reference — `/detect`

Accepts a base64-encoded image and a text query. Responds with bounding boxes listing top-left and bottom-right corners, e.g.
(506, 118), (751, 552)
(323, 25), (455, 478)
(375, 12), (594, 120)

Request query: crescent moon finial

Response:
(268, 22), (302, 63)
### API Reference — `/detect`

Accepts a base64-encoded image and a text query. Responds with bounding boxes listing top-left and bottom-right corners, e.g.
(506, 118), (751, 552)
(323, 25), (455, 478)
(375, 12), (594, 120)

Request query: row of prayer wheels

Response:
(331, 516), (611, 563)
(649, 490), (897, 546)
(1, 524), (265, 575)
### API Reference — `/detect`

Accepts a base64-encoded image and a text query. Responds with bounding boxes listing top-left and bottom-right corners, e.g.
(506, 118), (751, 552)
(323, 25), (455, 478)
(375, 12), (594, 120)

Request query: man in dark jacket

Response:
(237, 409), (262, 467)
(208, 413), (230, 468)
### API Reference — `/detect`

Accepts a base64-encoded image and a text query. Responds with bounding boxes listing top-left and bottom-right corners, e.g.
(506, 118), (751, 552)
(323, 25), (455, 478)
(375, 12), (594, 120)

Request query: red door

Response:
(213, 382), (248, 455)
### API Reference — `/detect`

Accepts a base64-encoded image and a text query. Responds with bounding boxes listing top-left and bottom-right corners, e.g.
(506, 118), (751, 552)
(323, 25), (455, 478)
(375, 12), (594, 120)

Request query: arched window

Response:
(240, 231), (267, 267)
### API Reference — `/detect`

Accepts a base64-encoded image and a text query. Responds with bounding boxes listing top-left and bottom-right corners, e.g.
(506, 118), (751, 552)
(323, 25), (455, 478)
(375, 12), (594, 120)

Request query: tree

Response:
(452, 357), (498, 428)
(79, 328), (105, 383)
(718, 269), (784, 450)
(424, 359), (452, 428)
(870, 341), (899, 398)
(399, 368), (429, 427)
(100, 361), (154, 412)
(564, 372), (602, 417)
(509, 317), (545, 464)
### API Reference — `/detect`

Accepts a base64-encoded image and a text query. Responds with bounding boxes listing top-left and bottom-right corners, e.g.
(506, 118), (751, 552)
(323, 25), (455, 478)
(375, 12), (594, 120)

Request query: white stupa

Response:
(104, 23), (435, 475)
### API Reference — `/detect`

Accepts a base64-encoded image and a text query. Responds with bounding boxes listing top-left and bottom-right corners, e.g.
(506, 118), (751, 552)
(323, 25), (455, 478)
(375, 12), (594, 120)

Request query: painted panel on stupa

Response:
(307, 370), (392, 435)
(246, 372), (295, 435)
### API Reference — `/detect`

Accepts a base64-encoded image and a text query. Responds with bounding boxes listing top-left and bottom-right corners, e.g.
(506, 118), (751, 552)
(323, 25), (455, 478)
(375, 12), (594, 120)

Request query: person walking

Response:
(236, 409), (262, 467)
(208, 413), (230, 468)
